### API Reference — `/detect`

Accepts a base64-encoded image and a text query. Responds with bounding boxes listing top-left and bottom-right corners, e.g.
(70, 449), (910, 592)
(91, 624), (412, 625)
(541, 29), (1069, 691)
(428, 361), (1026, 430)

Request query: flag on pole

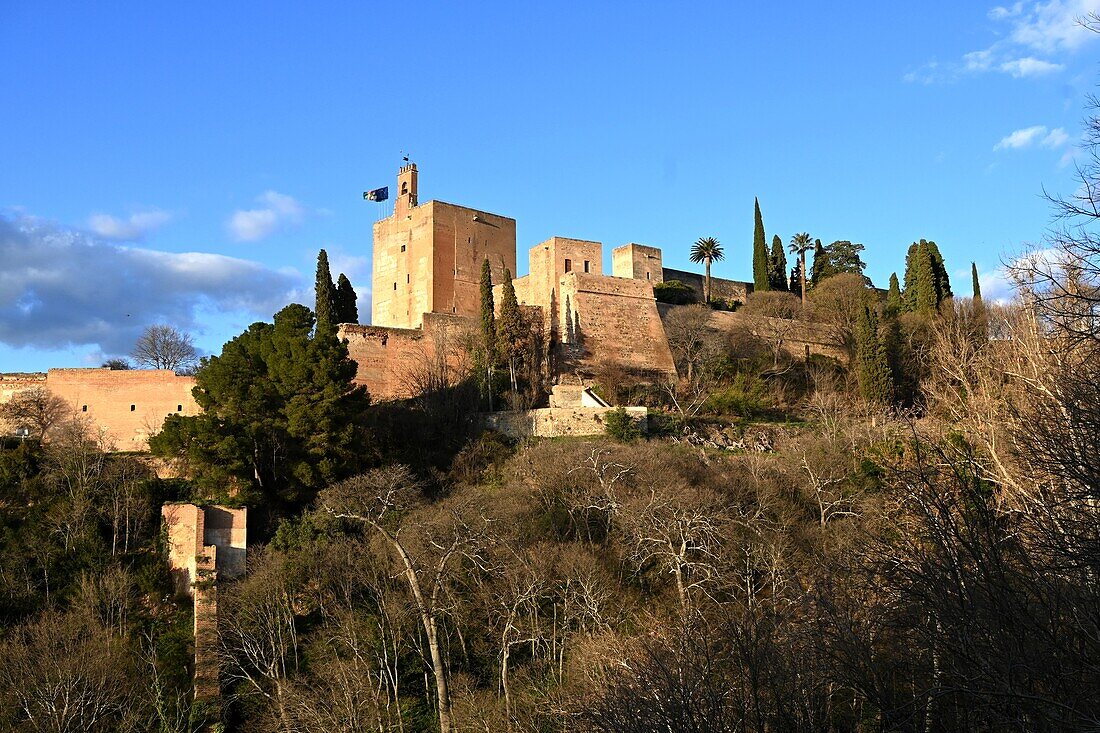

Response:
(364, 186), (389, 202)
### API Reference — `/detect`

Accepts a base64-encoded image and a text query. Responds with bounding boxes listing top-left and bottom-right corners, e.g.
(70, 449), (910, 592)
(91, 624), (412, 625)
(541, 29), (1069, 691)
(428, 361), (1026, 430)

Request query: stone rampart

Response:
(659, 305), (848, 363)
(561, 273), (677, 379)
(484, 405), (647, 438)
(662, 268), (752, 306)
(340, 312), (476, 401)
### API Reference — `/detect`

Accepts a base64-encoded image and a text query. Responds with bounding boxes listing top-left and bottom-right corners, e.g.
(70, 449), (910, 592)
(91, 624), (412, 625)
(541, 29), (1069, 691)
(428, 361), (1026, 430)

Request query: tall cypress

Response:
(497, 268), (522, 393)
(971, 262), (982, 301)
(479, 258), (496, 358)
(856, 305), (895, 405)
(768, 234), (788, 291)
(901, 242), (920, 312)
(886, 272), (903, 315)
(752, 198), (770, 291)
(810, 239), (828, 286)
(335, 273), (358, 324)
(315, 249), (337, 334)
(924, 240), (952, 300)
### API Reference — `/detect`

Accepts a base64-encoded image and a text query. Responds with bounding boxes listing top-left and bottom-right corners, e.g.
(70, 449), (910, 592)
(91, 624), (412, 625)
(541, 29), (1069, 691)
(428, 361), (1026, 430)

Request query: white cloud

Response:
(999, 56), (1065, 75)
(995, 125), (1049, 149)
(907, 1), (1100, 82)
(228, 190), (306, 242)
(87, 210), (171, 241)
(994, 125), (1070, 149)
(0, 213), (302, 355)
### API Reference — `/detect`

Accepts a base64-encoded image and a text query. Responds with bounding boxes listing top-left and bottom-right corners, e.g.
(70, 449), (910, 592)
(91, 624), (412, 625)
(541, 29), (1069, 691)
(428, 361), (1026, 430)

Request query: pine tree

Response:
(971, 262), (982, 301)
(335, 273), (358, 324)
(497, 269), (523, 393)
(315, 249), (337, 333)
(752, 198), (770, 291)
(886, 273), (903, 315)
(856, 304), (895, 405)
(768, 234), (788, 291)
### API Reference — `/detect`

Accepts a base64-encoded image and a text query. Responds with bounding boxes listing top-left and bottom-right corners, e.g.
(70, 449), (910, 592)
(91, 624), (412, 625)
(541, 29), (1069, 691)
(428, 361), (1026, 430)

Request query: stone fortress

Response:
(0, 161), (847, 447)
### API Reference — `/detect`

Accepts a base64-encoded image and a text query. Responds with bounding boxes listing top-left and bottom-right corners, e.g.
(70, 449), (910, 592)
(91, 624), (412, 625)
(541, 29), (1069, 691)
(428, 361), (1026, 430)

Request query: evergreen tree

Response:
(334, 273), (358, 324)
(497, 269), (523, 393)
(768, 234), (788, 291)
(901, 242), (920, 312)
(479, 259), (496, 357)
(810, 239), (828, 286)
(789, 261), (803, 294)
(788, 233), (814, 304)
(886, 272), (903, 315)
(315, 249), (337, 333)
(924, 240), (952, 300)
(150, 304), (369, 513)
(690, 237), (725, 303)
(752, 198), (770, 291)
(855, 304), (895, 405)
(914, 245), (941, 314)
(971, 261), (982, 301)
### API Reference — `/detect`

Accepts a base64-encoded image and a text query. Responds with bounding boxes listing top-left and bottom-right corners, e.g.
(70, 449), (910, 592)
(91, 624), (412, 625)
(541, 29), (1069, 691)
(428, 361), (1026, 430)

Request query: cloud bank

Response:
(994, 124), (1069, 149)
(0, 213), (303, 357)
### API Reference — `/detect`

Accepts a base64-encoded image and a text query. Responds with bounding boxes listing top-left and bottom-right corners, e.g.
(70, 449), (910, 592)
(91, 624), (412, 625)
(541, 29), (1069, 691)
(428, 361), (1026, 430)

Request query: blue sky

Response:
(3, 1), (1099, 371)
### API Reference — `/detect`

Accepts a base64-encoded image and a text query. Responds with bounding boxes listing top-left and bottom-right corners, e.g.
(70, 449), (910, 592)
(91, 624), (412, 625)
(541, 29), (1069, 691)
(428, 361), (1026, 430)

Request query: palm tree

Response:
(788, 232), (813, 305)
(690, 236), (725, 303)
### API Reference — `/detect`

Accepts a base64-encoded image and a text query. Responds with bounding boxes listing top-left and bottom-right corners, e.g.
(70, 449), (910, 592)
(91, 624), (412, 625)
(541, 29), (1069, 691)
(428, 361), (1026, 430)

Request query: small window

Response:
(393, 282), (397, 290)
(177, 404), (183, 412)
(407, 274), (410, 283)
(130, 404), (136, 412)
(646, 272), (651, 280)
(81, 405), (87, 412)
(583, 260), (590, 273)
(401, 182), (408, 194)
(400, 244), (406, 252)
(564, 258), (572, 273)
(452, 306), (457, 313)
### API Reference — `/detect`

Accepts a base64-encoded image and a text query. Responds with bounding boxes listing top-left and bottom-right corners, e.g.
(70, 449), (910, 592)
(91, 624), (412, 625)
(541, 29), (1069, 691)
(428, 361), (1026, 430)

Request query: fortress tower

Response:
(371, 163), (517, 329)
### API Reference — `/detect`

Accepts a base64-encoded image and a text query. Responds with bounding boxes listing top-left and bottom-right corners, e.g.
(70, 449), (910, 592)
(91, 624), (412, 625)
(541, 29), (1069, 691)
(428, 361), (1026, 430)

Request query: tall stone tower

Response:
(371, 163), (517, 329)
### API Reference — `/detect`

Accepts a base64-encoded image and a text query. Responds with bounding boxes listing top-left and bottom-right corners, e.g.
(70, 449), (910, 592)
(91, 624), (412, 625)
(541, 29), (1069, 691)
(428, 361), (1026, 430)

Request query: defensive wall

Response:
(0, 368), (198, 450)
(662, 267), (753, 306)
(561, 271), (677, 378)
(484, 385), (647, 438)
(339, 311), (477, 401)
(162, 503), (247, 705)
(659, 305), (849, 363)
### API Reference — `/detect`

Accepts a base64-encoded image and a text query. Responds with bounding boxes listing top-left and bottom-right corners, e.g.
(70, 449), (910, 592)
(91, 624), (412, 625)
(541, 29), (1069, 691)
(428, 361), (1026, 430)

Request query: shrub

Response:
(703, 373), (770, 418)
(604, 408), (644, 442)
(653, 280), (698, 305)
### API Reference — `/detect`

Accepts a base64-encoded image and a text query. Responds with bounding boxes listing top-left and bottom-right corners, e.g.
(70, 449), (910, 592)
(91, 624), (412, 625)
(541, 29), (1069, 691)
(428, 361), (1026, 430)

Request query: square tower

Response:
(612, 243), (663, 283)
(371, 164), (517, 329)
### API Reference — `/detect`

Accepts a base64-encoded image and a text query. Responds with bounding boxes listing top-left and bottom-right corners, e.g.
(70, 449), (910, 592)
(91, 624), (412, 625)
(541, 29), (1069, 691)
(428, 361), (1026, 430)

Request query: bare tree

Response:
(320, 466), (492, 733)
(0, 386), (71, 439)
(740, 290), (803, 369)
(130, 324), (198, 372)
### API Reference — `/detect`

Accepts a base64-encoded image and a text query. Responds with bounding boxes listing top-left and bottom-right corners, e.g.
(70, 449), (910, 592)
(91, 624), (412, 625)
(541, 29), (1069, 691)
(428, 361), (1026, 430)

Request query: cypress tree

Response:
(335, 273), (358, 324)
(768, 234), (788, 291)
(752, 198), (770, 291)
(914, 245), (940, 314)
(901, 242), (920, 312)
(315, 249), (337, 334)
(497, 268), (522, 393)
(924, 240), (952, 300)
(479, 259), (496, 356)
(810, 239), (828, 286)
(789, 261), (802, 294)
(971, 262), (982, 301)
(886, 273), (902, 315)
(856, 305), (895, 405)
